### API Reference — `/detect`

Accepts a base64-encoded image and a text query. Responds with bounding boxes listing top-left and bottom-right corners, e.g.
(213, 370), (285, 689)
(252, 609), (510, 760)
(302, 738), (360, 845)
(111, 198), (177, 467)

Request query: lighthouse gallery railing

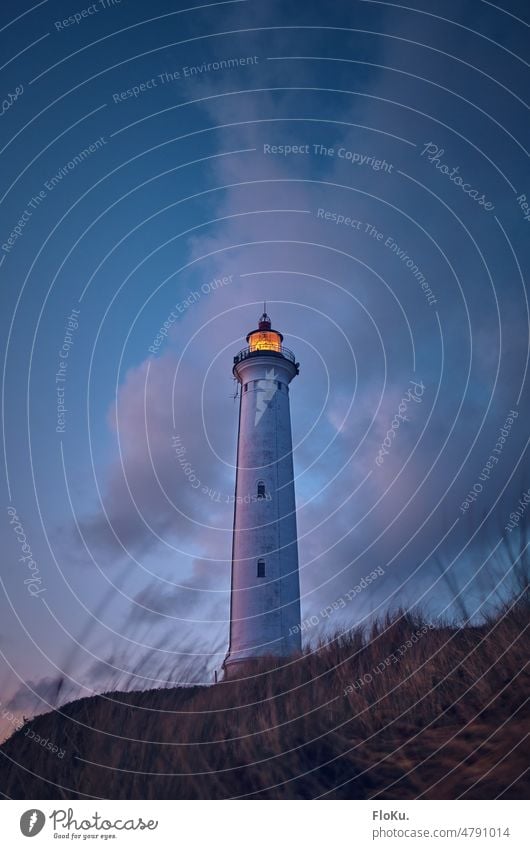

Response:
(233, 345), (296, 365)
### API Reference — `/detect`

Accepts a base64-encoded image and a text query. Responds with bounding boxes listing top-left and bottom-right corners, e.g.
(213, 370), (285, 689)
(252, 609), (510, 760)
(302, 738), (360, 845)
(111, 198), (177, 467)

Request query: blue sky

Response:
(1, 0), (529, 738)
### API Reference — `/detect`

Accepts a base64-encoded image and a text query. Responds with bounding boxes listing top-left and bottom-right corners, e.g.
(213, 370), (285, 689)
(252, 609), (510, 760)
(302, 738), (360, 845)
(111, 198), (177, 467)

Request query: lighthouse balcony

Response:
(233, 345), (297, 366)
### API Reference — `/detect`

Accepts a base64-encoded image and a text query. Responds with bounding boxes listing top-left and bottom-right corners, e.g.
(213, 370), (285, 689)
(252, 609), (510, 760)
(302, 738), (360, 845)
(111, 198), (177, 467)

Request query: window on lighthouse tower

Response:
(257, 559), (266, 578)
(257, 480), (266, 499)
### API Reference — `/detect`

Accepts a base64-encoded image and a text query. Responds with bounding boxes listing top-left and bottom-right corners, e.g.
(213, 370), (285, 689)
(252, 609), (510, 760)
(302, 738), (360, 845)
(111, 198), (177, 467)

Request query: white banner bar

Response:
(0, 799), (526, 848)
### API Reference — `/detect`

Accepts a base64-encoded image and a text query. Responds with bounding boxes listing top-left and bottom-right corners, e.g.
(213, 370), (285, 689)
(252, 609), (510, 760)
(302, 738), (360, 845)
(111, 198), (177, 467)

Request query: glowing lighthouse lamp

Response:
(223, 308), (302, 678)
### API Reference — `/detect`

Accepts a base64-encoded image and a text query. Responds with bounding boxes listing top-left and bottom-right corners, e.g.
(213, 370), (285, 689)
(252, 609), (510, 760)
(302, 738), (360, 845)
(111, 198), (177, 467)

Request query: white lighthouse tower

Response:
(223, 309), (301, 677)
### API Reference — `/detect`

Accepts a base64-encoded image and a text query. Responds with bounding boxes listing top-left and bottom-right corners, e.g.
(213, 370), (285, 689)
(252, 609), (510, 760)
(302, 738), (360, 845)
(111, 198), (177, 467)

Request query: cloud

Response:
(70, 0), (530, 641)
(75, 349), (235, 565)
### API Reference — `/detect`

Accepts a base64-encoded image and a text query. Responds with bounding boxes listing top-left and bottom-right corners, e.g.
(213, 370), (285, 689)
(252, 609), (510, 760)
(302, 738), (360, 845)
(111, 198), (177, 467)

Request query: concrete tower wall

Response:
(224, 352), (301, 671)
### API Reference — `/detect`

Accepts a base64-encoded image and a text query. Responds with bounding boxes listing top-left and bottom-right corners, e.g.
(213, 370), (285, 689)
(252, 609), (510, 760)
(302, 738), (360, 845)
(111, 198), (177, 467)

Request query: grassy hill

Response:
(1, 600), (528, 799)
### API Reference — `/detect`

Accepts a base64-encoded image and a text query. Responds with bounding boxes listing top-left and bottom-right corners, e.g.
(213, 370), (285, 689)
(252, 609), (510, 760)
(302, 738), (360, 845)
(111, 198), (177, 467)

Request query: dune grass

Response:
(0, 593), (528, 799)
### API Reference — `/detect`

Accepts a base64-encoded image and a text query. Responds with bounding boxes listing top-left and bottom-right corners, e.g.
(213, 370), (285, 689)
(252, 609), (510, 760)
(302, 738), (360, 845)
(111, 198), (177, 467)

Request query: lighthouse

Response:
(223, 309), (301, 677)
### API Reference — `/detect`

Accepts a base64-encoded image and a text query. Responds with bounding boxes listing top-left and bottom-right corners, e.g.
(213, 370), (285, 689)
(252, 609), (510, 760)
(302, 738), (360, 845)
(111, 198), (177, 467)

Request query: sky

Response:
(1, 0), (529, 740)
